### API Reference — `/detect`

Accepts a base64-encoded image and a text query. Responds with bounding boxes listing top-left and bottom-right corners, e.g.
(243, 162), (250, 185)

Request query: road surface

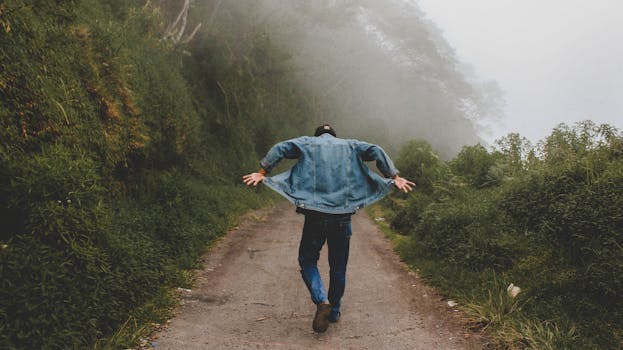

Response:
(152, 203), (483, 349)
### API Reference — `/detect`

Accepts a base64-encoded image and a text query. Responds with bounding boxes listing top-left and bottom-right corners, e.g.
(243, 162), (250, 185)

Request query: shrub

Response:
(385, 122), (623, 348)
(449, 143), (497, 187)
(395, 139), (448, 194)
(413, 188), (520, 270)
(0, 0), (312, 348)
(389, 191), (432, 234)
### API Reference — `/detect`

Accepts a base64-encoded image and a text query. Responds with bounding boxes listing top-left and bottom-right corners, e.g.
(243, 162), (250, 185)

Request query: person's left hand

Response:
(393, 175), (416, 193)
(243, 172), (265, 186)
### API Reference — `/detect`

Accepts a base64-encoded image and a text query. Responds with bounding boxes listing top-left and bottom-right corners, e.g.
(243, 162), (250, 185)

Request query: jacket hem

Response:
(263, 177), (394, 214)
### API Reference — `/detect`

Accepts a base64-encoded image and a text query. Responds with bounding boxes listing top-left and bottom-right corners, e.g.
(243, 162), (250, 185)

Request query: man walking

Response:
(243, 124), (415, 333)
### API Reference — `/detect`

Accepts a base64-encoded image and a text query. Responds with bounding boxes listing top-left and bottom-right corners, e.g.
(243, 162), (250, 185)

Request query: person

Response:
(242, 124), (415, 333)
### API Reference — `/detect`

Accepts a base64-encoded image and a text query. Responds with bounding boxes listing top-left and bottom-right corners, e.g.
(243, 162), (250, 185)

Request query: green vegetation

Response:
(0, 1), (314, 348)
(380, 121), (623, 349)
(2, 1), (621, 349)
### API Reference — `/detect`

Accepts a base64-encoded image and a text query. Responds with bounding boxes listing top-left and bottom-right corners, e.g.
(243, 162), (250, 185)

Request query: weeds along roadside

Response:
(369, 202), (584, 350)
(0, 1), (313, 348)
(371, 124), (623, 349)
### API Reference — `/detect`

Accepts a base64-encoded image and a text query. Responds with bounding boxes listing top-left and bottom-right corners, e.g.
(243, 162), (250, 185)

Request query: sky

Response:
(414, 0), (623, 144)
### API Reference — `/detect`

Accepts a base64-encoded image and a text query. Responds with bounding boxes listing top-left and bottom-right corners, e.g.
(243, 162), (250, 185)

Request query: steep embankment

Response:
(0, 1), (314, 348)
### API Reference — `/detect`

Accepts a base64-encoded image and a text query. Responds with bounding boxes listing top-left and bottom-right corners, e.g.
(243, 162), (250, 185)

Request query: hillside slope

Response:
(0, 1), (314, 348)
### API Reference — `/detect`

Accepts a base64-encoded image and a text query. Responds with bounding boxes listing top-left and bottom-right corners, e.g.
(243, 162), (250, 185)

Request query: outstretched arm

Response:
(243, 137), (303, 187)
(353, 141), (399, 178)
(393, 175), (416, 193)
(259, 138), (302, 173)
(353, 141), (415, 192)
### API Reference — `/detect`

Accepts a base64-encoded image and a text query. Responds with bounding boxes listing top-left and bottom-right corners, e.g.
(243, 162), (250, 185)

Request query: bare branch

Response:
(174, 0), (190, 43)
(162, 0), (202, 46)
(163, 0), (188, 40)
(182, 23), (202, 44)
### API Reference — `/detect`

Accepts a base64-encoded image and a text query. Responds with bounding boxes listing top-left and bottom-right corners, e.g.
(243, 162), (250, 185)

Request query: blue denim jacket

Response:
(260, 134), (399, 214)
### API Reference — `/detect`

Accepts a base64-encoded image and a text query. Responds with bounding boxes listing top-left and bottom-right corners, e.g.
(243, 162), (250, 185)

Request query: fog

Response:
(215, 0), (502, 158)
(414, 0), (623, 144)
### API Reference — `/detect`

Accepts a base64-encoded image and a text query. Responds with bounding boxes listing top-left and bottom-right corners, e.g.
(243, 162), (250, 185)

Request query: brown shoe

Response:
(312, 303), (332, 333)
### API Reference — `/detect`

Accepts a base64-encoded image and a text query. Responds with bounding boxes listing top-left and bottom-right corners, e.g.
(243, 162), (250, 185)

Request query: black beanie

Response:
(314, 124), (336, 137)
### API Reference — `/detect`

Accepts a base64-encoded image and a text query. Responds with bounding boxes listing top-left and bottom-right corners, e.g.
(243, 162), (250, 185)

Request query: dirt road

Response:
(153, 203), (483, 349)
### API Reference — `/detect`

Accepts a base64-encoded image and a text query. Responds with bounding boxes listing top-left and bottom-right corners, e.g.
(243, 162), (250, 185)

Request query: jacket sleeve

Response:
(259, 137), (303, 173)
(353, 141), (399, 178)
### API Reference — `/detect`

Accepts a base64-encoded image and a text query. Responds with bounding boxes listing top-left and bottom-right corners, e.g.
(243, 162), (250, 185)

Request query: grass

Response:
(366, 203), (579, 349)
(365, 203), (406, 245)
(92, 286), (179, 350)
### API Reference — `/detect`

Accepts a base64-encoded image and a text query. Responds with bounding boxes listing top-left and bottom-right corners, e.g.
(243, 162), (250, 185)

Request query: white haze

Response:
(415, 0), (623, 143)
(222, 0), (504, 158)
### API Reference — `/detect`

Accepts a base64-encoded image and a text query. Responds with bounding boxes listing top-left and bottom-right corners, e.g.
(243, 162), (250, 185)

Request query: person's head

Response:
(314, 123), (336, 137)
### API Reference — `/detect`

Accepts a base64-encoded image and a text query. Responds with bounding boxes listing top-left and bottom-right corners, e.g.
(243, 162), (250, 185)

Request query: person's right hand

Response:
(242, 172), (265, 186)
(393, 175), (415, 193)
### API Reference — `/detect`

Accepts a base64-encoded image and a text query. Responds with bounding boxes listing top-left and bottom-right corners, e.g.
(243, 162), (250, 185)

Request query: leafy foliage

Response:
(449, 143), (497, 187)
(384, 121), (623, 349)
(0, 0), (313, 348)
(395, 139), (448, 194)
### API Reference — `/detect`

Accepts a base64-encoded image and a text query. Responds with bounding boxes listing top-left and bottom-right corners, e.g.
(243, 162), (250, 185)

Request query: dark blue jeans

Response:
(298, 213), (352, 317)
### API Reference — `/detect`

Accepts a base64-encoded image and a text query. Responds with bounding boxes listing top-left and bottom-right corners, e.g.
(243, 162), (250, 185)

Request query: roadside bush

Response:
(500, 157), (623, 342)
(413, 188), (520, 270)
(449, 143), (497, 188)
(0, 0), (311, 348)
(389, 191), (432, 234)
(385, 122), (623, 348)
(395, 139), (448, 194)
